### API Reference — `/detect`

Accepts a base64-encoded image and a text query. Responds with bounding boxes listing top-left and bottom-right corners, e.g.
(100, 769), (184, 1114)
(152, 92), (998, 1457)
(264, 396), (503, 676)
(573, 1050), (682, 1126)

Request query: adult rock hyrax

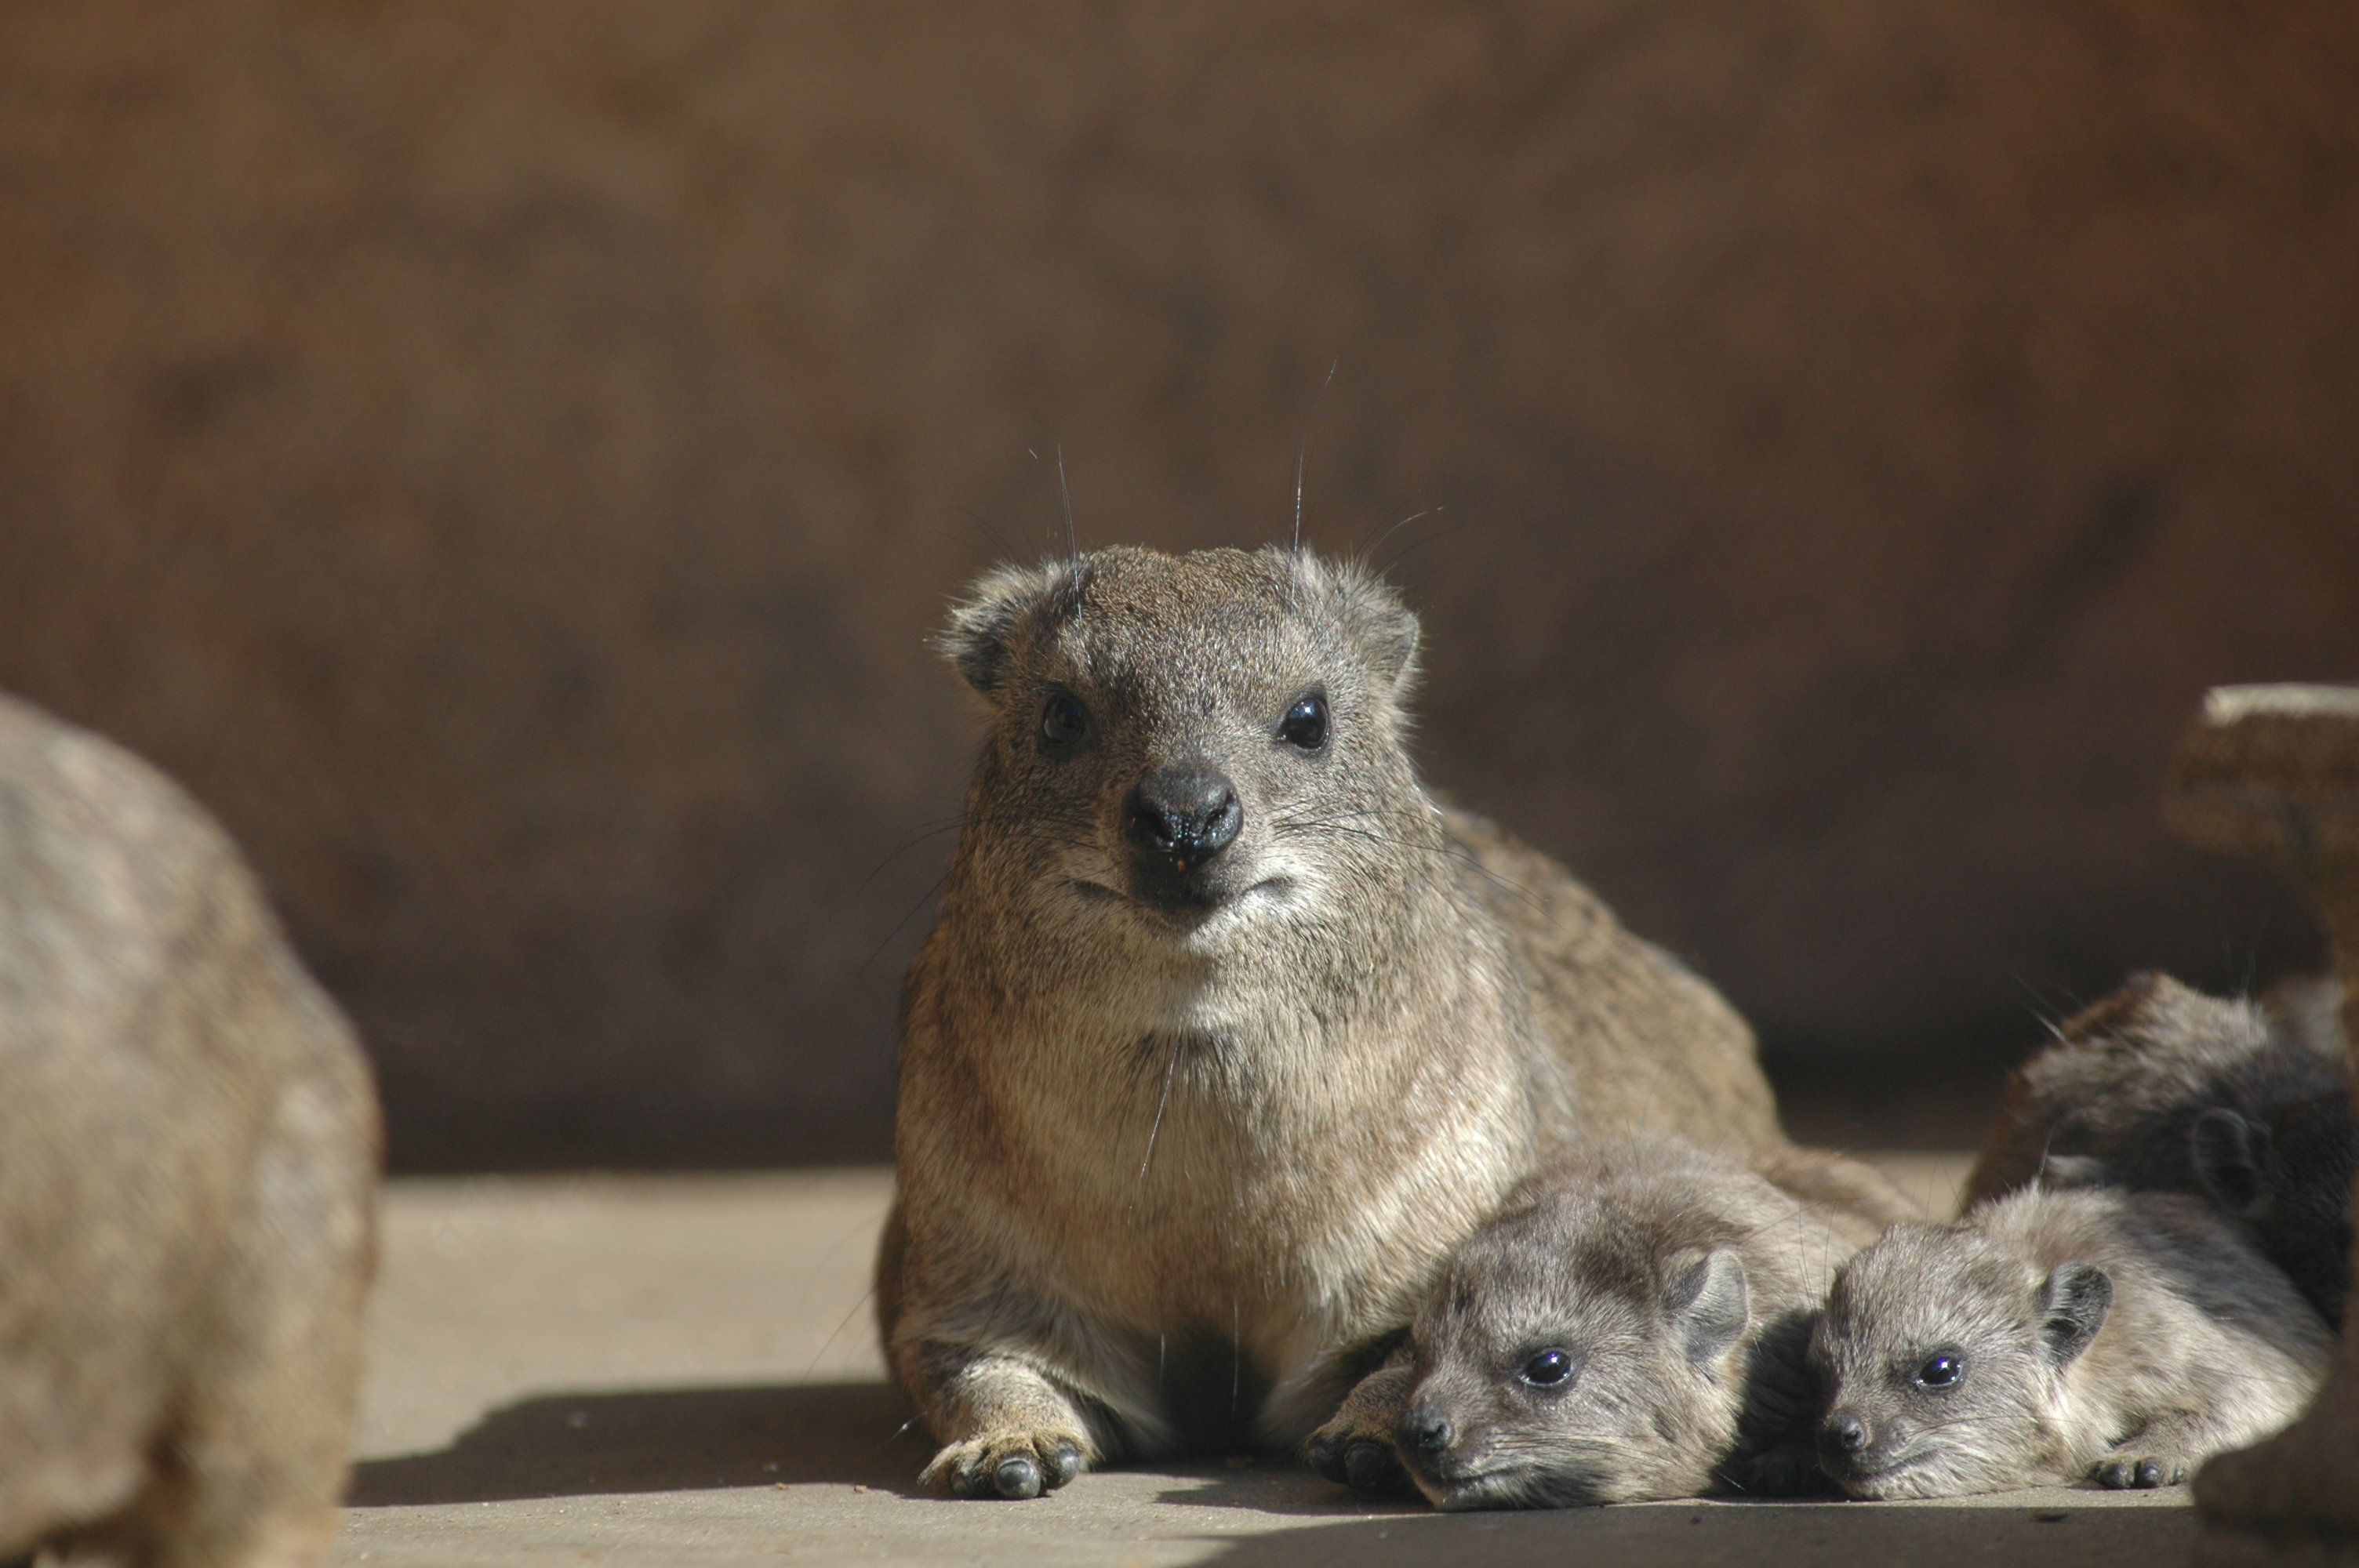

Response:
(878, 544), (1783, 1497)
(1307, 1136), (1915, 1508)
(1812, 1185), (2329, 1497)
(0, 693), (380, 1566)
(1966, 971), (2355, 1327)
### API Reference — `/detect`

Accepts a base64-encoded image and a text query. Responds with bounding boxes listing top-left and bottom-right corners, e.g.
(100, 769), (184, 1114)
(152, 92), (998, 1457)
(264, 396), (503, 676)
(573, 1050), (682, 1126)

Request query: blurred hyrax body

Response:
(880, 546), (1782, 1497)
(1312, 1137), (1913, 1508)
(1814, 1185), (2328, 1497)
(0, 695), (379, 1566)
(1968, 972), (2355, 1327)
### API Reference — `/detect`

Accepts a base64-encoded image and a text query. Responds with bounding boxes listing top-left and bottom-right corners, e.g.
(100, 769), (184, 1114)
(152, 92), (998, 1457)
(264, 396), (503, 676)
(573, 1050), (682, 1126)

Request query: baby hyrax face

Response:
(1812, 1227), (2109, 1499)
(1395, 1218), (1755, 1508)
(938, 545), (1421, 948)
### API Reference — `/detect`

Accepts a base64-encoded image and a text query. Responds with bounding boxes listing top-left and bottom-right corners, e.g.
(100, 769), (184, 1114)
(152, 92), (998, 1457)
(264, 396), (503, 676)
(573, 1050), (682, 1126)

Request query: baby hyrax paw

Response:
(2092, 1451), (2187, 1490)
(1307, 1365), (1417, 1497)
(921, 1428), (1089, 1500)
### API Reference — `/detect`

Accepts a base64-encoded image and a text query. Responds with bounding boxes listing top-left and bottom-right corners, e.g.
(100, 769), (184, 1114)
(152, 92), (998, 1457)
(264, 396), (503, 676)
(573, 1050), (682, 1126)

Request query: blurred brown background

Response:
(3, 2), (2355, 1167)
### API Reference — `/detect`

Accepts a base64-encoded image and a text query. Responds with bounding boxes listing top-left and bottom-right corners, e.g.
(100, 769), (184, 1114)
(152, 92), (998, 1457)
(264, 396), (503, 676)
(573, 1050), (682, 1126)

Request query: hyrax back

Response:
(1310, 1136), (1909, 1508)
(1966, 972), (2355, 1326)
(1813, 1185), (2329, 1498)
(0, 695), (379, 1567)
(881, 546), (1782, 1497)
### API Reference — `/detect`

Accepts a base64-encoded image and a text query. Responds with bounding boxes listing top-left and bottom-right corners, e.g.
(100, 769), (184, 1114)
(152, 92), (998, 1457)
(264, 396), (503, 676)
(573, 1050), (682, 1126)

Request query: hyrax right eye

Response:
(1040, 694), (1089, 747)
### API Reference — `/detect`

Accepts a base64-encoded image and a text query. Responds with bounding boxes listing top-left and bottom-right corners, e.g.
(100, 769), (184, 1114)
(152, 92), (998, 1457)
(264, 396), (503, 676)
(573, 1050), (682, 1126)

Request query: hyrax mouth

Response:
(1408, 1454), (1619, 1512)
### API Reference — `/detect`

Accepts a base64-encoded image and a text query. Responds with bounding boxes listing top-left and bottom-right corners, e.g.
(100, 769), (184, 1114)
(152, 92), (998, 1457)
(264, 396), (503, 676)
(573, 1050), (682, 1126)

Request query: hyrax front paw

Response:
(921, 1430), (1088, 1499)
(1307, 1411), (1412, 1497)
(2093, 1453), (2186, 1489)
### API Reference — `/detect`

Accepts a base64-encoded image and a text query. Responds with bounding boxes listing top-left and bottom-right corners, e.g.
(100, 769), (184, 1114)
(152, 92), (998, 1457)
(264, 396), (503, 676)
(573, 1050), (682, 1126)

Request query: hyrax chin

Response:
(1812, 1185), (2329, 1499)
(879, 545), (1783, 1498)
(1966, 971), (2355, 1327)
(0, 694), (380, 1566)
(1307, 1137), (1912, 1508)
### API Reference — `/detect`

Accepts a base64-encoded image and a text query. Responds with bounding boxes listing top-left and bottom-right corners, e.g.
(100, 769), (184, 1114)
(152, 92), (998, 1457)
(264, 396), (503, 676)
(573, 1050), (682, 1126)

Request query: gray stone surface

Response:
(330, 1159), (2200, 1565)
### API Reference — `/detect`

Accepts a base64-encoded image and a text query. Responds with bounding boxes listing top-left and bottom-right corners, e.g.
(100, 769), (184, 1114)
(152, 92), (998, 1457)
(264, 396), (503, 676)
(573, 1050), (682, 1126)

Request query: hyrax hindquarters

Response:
(881, 546), (1783, 1497)
(1966, 971), (2355, 1326)
(0, 695), (379, 1567)
(1308, 1137), (1911, 1508)
(1813, 1185), (2328, 1498)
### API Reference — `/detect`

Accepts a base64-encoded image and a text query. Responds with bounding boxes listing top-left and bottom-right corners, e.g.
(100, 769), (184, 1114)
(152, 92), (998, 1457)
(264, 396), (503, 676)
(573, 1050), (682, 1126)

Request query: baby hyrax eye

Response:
(1277, 690), (1328, 751)
(1519, 1347), (1577, 1388)
(1040, 692), (1089, 749)
(1913, 1352), (1967, 1392)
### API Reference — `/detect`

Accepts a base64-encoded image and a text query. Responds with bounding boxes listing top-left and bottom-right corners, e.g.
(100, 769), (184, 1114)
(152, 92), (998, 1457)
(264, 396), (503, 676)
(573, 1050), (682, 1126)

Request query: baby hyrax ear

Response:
(2190, 1106), (2271, 1218)
(936, 561), (1067, 694)
(2035, 1152), (2110, 1190)
(1666, 1249), (1750, 1367)
(2037, 1261), (2112, 1369)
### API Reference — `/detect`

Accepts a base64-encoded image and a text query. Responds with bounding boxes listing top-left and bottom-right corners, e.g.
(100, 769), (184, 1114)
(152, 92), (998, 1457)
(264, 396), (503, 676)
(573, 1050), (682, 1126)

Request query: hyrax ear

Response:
(2037, 1262), (2112, 1369)
(1666, 1249), (1750, 1367)
(935, 561), (1064, 694)
(2036, 1152), (2110, 1190)
(1345, 586), (1419, 694)
(1337, 572), (1419, 694)
(1282, 550), (1419, 694)
(2191, 1108), (2270, 1218)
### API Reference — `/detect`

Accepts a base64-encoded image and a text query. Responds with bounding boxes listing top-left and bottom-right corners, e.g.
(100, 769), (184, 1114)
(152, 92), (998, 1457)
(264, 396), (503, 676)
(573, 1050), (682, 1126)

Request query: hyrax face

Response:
(1393, 1214), (1754, 1508)
(939, 545), (1421, 948)
(1812, 1227), (2110, 1498)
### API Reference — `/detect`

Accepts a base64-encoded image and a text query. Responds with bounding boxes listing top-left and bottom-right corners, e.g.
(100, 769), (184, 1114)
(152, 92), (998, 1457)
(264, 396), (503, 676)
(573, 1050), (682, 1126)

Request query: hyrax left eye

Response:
(1278, 691), (1328, 750)
(1041, 694), (1089, 746)
(1914, 1354), (1965, 1389)
(1520, 1348), (1575, 1387)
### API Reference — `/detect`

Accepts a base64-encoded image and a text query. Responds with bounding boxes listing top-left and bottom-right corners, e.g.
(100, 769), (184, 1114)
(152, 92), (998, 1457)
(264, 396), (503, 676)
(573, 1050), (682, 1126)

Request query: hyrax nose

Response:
(1400, 1406), (1456, 1456)
(1819, 1410), (1870, 1457)
(1122, 767), (1241, 871)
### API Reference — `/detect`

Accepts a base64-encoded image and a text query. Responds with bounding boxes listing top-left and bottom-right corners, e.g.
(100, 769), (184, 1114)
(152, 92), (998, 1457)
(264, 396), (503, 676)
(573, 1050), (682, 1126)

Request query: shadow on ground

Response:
(349, 1382), (932, 1504)
(349, 1382), (2199, 1568)
(1190, 1494), (2197, 1568)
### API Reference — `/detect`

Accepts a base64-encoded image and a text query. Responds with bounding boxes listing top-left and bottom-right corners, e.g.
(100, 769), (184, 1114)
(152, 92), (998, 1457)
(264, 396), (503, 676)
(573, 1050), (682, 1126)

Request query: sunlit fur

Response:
(1347, 1138), (1909, 1508)
(0, 695), (378, 1564)
(878, 545), (1784, 1494)
(1813, 1185), (2331, 1498)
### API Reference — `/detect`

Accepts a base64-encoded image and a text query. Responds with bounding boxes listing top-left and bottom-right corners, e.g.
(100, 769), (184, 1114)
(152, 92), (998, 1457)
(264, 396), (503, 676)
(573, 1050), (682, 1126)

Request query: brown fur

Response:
(878, 545), (1782, 1497)
(1307, 1136), (1913, 1508)
(0, 694), (380, 1566)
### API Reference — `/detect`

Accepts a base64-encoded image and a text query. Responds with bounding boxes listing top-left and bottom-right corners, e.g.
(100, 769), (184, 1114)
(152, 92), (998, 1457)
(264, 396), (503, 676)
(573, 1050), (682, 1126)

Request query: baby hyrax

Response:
(1813, 1185), (2329, 1498)
(1310, 1138), (1916, 1508)
(882, 546), (1785, 1498)
(1967, 971), (2356, 1327)
(0, 694), (380, 1566)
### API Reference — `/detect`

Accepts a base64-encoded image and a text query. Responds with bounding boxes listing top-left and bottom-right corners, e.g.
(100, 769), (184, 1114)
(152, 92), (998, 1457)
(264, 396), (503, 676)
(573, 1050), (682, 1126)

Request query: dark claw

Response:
(2096, 1461), (2131, 1489)
(1046, 1442), (1082, 1488)
(1308, 1434), (1347, 1484)
(994, 1453), (1044, 1499)
(2135, 1459), (2164, 1488)
(1343, 1439), (1407, 1496)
